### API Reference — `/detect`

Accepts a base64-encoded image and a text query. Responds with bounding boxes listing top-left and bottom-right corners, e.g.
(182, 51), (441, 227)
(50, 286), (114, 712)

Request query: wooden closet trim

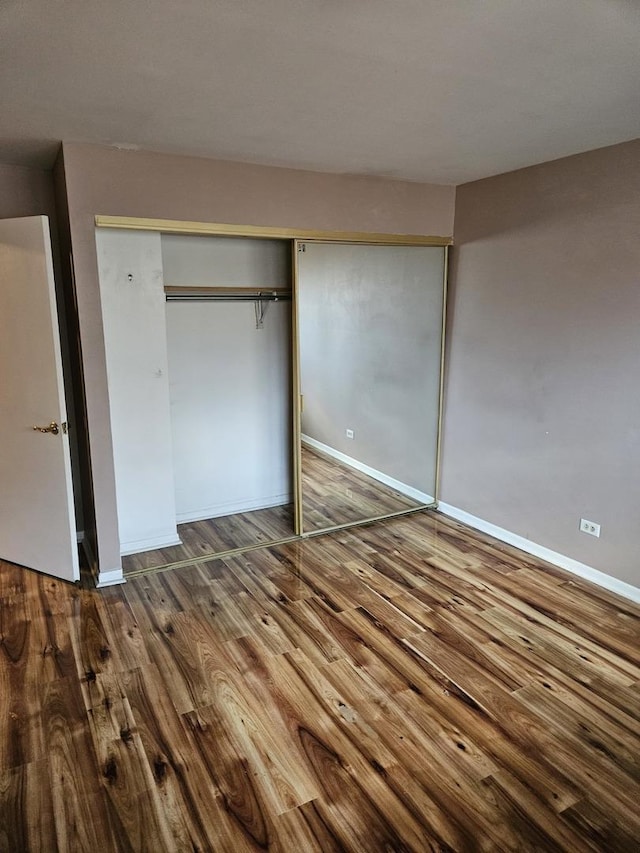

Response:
(95, 215), (452, 247)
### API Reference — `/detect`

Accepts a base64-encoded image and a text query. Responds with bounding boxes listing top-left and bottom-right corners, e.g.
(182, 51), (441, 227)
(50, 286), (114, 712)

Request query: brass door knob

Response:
(33, 421), (59, 435)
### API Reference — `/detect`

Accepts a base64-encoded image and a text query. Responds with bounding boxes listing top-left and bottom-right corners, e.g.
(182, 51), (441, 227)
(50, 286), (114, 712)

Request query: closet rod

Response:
(165, 292), (291, 303)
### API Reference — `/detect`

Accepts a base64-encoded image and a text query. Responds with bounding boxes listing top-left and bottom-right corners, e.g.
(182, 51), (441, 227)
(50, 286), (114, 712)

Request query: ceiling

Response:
(1, 0), (639, 184)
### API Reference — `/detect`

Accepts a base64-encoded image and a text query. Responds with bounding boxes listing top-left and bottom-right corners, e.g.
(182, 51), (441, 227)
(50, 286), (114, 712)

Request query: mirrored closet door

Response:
(96, 228), (294, 574)
(295, 241), (446, 533)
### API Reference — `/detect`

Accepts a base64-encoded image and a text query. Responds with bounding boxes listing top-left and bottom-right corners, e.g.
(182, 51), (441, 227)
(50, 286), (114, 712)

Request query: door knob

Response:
(33, 421), (59, 435)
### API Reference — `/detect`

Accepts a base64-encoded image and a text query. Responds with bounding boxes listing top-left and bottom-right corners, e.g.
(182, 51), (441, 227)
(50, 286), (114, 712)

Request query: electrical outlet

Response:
(346, 428), (354, 439)
(580, 518), (600, 538)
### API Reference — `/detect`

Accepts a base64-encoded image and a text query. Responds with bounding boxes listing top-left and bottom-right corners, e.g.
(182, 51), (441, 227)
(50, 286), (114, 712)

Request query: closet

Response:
(94, 219), (448, 576)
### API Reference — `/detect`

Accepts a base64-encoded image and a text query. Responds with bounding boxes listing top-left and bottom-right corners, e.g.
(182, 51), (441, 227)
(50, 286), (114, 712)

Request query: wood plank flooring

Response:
(123, 445), (422, 575)
(2, 510), (640, 851)
(122, 502), (295, 574)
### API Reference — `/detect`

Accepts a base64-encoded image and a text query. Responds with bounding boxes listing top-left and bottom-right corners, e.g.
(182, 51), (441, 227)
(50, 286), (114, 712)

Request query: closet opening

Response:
(95, 229), (295, 575)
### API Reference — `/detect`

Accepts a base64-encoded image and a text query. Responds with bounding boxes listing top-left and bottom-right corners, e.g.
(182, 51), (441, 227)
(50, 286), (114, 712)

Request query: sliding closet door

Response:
(296, 241), (445, 532)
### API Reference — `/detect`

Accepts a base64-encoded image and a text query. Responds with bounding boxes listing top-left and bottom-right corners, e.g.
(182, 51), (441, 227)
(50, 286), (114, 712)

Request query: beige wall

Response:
(442, 139), (640, 586)
(0, 163), (57, 220)
(60, 142), (455, 574)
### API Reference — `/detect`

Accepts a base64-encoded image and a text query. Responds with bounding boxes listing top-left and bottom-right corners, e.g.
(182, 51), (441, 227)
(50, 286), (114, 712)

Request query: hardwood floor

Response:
(123, 445), (423, 575)
(122, 502), (295, 574)
(2, 510), (639, 851)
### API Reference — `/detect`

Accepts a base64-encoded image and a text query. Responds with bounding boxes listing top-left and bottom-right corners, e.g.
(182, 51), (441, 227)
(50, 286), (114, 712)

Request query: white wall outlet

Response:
(580, 518), (601, 538)
(345, 428), (354, 439)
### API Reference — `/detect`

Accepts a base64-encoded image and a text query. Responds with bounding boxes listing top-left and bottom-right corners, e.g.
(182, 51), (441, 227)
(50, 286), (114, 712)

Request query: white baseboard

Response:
(119, 532), (183, 557)
(97, 567), (126, 587)
(302, 435), (434, 505)
(438, 502), (640, 605)
(176, 493), (292, 524)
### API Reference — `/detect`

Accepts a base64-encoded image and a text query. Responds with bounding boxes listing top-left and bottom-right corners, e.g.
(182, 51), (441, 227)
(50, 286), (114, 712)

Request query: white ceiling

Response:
(1, 0), (639, 184)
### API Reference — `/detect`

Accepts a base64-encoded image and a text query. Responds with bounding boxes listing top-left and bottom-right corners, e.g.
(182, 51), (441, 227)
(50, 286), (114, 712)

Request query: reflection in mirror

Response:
(297, 242), (445, 532)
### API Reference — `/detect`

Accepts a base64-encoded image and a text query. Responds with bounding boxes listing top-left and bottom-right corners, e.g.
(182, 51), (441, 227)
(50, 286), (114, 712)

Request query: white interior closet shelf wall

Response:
(166, 301), (292, 522)
(95, 228), (181, 555)
(162, 234), (292, 524)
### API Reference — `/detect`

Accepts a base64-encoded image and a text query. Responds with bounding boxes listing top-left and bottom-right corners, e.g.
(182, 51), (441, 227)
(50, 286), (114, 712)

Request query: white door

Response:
(0, 216), (79, 582)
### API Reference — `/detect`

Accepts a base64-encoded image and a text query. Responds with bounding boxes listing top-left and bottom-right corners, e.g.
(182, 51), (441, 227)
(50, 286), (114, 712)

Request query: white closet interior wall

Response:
(162, 235), (292, 524)
(95, 228), (181, 555)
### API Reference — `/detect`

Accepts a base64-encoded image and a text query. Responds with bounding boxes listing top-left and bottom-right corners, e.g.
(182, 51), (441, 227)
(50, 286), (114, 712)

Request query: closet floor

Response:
(123, 446), (427, 576)
(122, 502), (295, 575)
